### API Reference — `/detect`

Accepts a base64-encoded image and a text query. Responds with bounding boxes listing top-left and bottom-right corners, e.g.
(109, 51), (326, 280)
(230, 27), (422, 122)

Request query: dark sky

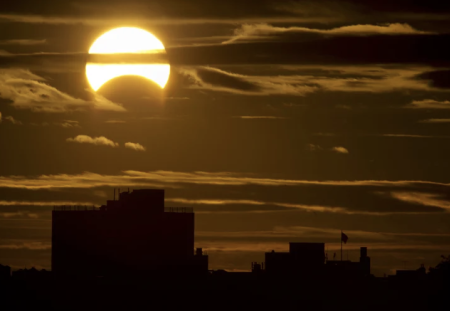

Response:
(1, 0), (450, 276)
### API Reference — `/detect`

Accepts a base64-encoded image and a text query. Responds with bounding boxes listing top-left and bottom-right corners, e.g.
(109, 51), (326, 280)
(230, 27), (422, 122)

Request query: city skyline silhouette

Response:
(1, 0), (450, 310)
(1, 187), (449, 311)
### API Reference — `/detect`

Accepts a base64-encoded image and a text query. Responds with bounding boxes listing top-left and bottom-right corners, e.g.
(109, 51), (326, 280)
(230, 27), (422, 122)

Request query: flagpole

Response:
(341, 230), (343, 261)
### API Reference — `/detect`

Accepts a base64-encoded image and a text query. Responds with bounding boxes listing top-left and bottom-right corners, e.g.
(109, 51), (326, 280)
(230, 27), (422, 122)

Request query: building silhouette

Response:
(52, 189), (208, 276)
(326, 247), (371, 277)
(265, 243), (325, 276)
(0, 264), (11, 280)
(264, 242), (371, 278)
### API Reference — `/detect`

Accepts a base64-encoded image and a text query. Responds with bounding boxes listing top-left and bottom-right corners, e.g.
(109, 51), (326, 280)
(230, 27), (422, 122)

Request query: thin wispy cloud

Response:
(0, 39), (46, 46)
(389, 192), (450, 211)
(66, 135), (119, 147)
(167, 198), (418, 216)
(0, 69), (125, 113)
(408, 99), (450, 109)
(125, 142), (146, 152)
(0, 242), (51, 250)
(4, 116), (22, 125)
(223, 23), (429, 44)
(105, 120), (126, 124)
(0, 200), (94, 207)
(57, 120), (80, 128)
(383, 134), (445, 138)
(306, 144), (323, 151)
(0, 14), (338, 26)
(1, 170), (450, 190)
(198, 225), (450, 240)
(232, 116), (286, 119)
(331, 146), (349, 154)
(0, 211), (39, 219)
(180, 65), (435, 96)
(306, 145), (349, 154)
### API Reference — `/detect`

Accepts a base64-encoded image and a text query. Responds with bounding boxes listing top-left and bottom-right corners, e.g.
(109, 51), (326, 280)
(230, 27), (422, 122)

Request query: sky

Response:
(1, 0), (450, 276)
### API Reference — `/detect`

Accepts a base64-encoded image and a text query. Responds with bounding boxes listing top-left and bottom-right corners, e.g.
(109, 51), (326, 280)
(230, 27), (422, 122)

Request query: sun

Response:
(86, 27), (170, 91)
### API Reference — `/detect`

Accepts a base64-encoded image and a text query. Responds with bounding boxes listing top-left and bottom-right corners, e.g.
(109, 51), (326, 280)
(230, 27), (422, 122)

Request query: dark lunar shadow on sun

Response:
(97, 75), (167, 114)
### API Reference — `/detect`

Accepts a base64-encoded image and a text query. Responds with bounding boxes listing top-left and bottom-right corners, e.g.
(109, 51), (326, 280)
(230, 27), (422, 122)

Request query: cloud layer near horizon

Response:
(3, 170), (450, 189)
(0, 170), (450, 216)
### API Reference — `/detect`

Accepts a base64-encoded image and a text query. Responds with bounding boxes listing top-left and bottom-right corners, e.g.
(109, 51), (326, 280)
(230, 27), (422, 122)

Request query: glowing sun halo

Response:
(86, 27), (170, 91)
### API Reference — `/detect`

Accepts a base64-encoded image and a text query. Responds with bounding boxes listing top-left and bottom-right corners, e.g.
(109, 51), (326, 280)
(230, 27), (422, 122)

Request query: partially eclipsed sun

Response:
(86, 27), (170, 91)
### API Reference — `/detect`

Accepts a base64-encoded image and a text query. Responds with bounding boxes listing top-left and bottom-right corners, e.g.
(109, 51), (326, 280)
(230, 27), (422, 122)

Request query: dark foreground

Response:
(1, 273), (449, 311)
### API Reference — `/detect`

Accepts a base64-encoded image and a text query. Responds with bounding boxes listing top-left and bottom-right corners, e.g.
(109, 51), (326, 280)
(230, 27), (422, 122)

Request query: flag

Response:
(341, 232), (348, 244)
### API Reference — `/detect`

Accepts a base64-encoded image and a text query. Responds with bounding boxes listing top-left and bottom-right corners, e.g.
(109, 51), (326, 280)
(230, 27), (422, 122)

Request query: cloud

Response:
(0, 50), (12, 56)
(168, 32), (450, 66)
(408, 99), (450, 109)
(0, 200), (94, 207)
(307, 145), (348, 154)
(195, 67), (260, 91)
(125, 142), (146, 152)
(180, 66), (319, 96)
(66, 135), (119, 148)
(1, 171), (450, 216)
(383, 134), (444, 138)
(1, 170), (450, 190)
(415, 70), (450, 89)
(223, 23), (430, 44)
(166, 198), (412, 216)
(232, 116), (286, 120)
(180, 65), (435, 96)
(4, 116), (22, 125)
(0, 69), (125, 113)
(198, 225), (450, 240)
(389, 192), (450, 211)
(165, 97), (190, 100)
(30, 122), (50, 127)
(0, 39), (46, 46)
(331, 146), (349, 154)
(0, 242), (51, 250)
(105, 120), (126, 124)
(420, 119), (450, 123)
(0, 13), (336, 27)
(313, 133), (336, 137)
(57, 120), (80, 128)
(306, 144), (322, 151)
(0, 211), (39, 219)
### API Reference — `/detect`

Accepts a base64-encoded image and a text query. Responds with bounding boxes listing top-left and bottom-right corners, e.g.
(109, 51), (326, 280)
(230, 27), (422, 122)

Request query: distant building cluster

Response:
(261, 243), (370, 278)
